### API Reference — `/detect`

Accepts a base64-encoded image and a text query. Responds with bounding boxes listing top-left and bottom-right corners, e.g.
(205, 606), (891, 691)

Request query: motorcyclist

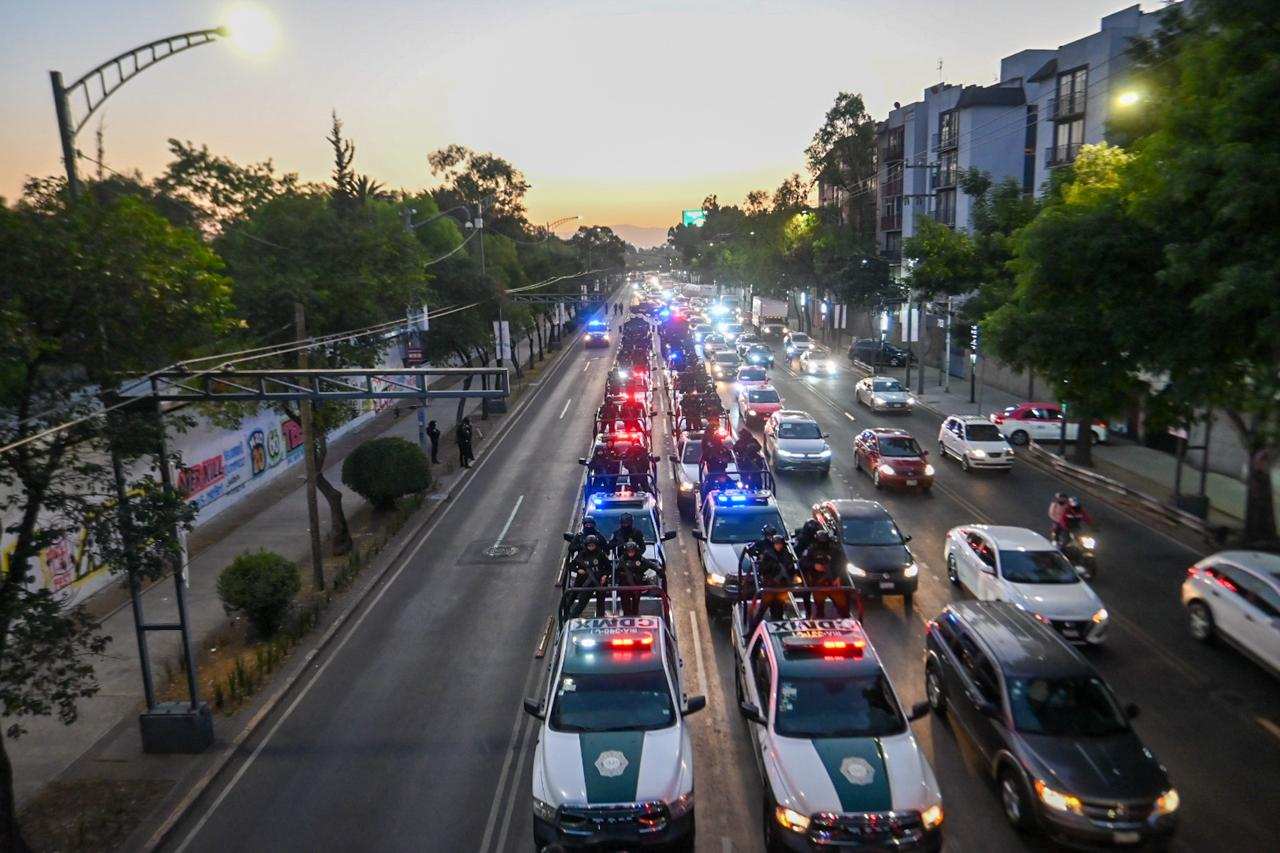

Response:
(800, 530), (851, 619)
(1048, 492), (1071, 546)
(749, 534), (798, 636)
(615, 540), (659, 615)
(1061, 497), (1094, 542)
(560, 534), (612, 622)
(609, 512), (647, 556)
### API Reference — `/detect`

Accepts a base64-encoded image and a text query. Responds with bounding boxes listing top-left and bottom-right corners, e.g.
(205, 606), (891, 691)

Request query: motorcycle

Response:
(1054, 521), (1098, 580)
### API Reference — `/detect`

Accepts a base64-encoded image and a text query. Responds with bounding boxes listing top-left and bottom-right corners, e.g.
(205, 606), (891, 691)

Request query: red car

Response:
(736, 385), (783, 426)
(853, 427), (935, 491)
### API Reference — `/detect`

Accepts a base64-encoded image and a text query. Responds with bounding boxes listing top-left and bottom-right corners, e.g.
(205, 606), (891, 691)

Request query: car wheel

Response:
(999, 768), (1037, 832)
(946, 554), (960, 585)
(1187, 601), (1215, 643)
(1009, 430), (1029, 446)
(925, 662), (946, 714)
(1089, 430), (1100, 446)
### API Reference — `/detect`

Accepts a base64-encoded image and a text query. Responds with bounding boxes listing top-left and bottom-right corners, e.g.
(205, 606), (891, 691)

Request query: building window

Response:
(1049, 118), (1085, 165)
(937, 110), (958, 151)
(882, 127), (904, 162)
(882, 231), (901, 260)
(935, 151), (958, 189)
(934, 190), (956, 227)
(1022, 104), (1038, 192)
(1053, 67), (1087, 119)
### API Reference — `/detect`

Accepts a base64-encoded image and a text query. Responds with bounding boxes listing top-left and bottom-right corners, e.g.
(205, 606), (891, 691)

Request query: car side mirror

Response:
(980, 563), (996, 575)
(692, 531), (706, 542)
(738, 700), (767, 725)
(1125, 703), (1140, 720)
(577, 457), (587, 465)
(662, 530), (677, 542)
(907, 701), (930, 721)
(563, 532), (574, 542)
(683, 695), (707, 716)
(523, 697), (545, 720)
(902, 534), (913, 543)
(821, 433), (830, 439)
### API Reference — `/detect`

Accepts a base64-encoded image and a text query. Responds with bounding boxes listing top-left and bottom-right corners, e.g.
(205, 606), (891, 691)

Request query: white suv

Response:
(1182, 551), (1280, 675)
(938, 415), (1014, 471)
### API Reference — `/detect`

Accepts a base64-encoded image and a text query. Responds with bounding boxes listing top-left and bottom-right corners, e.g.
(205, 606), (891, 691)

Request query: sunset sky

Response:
(2, 0), (1157, 246)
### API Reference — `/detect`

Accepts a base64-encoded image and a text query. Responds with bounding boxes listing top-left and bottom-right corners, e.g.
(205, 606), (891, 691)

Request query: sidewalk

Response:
(852, 359), (1272, 531)
(8, 375), (498, 806)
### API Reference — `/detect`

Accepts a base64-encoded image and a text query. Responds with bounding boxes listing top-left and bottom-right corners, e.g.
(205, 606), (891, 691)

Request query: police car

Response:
(583, 489), (677, 569)
(735, 619), (944, 851)
(692, 489), (787, 615)
(525, 616), (703, 850)
(583, 319), (611, 348)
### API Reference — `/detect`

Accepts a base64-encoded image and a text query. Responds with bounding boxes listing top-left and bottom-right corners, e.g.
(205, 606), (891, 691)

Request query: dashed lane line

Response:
(558, 397), (572, 419)
(689, 611), (709, 697)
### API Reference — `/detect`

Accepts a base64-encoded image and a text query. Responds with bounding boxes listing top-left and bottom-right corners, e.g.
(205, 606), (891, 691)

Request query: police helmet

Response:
(583, 516), (597, 529)
(620, 513), (634, 527)
(770, 534), (787, 547)
(623, 540), (641, 553)
(761, 524), (779, 538)
(584, 534), (601, 548)
(814, 529), (832, 544)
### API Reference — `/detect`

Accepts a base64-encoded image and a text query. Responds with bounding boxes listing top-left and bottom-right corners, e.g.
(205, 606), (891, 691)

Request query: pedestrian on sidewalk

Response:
(457, 417), (482, 468)
(426, 419), (441, 464)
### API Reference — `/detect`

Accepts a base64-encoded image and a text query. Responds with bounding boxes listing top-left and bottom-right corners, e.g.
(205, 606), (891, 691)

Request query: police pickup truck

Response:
(692, 489), (787, 615)
(735, 618), (944, 851)
(525, 615), (702, 850)
(582, 489), (677, 570)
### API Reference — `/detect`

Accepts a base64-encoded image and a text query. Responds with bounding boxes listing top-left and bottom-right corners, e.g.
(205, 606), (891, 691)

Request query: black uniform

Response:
(457, 418), (476, 467)
(614, 551), (659, 615)
(750, 545), (798, 636)
(561, 550), (612, 622)
(609, 523), (647, 557)
(800, 540), (849, 618)
(425, 420), (441, 464)
(792, 520), (821, 556)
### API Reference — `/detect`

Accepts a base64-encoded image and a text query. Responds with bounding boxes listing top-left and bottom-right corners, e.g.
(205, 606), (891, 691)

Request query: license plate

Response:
(1113, 831), (1140, 844)
(879, 581), (895, 590)
(906, 479), (917, 486)
(1062, 628), (1079, 638)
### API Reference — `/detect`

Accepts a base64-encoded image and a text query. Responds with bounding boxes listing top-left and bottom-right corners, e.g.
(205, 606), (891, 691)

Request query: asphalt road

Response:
(166, 327), (1280, 853)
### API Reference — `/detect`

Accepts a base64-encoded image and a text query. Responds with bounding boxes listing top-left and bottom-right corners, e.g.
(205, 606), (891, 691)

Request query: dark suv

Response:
(811, 499), (918, 605)
(924, 602), (1179, 847)
(849, 338), (915, 367)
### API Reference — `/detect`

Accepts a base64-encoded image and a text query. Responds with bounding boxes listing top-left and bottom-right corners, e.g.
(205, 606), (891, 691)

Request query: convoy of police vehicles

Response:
(520, 274), (1178, 851)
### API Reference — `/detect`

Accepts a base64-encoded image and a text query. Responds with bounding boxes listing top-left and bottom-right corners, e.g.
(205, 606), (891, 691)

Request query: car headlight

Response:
(679, 481), (694, 493)
(817, 447), (831, 458)
(921, 803), (944, 831)
(1155, 788), (1180, 815)
(1035, 779), (1083, 815)
(970, 449), (988, 459)
(748, 409), (758, 416)
(1091, 608), (1108, 624)
(533, 797), (558, 823)
(774, 805), (810, 833)
(708, 572), (726, 586)
(847, 566), (867, 578)
(872, 396), (885, 406)
(878, 463), (896, 476)
(904, 564), (919, 578)
(775, 447), (797, 458)
(668, 789), (694, 819)
(1080, 536), (1097, 550)
(924, 464), (935, 476)
(907, 396), (917, 405)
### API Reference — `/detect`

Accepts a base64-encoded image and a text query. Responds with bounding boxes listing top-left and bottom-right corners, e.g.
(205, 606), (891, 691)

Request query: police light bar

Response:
(782, 635), (866, 658)
(608, 634), (654, 649)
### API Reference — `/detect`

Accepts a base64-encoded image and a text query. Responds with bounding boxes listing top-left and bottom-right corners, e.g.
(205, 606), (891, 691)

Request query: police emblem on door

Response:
(595, 750), (628, 778)
(841, 756), (875, 786)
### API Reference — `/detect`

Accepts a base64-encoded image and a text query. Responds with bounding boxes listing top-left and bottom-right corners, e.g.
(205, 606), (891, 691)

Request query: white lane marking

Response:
(175, 333), (579, 853)
(492, 714), (538, 853)
(493, 495), (525, 546)
(844, 411), (856, 422)
(558, 397), (573, 420)
(581, 361), (591, 372)
(689, 611), (708, 697)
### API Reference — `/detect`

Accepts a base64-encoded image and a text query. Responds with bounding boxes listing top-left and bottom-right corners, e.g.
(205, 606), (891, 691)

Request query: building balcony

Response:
(881, 178), (903, 198)
(1050, 92), (1087, 120)
(880, 143), (904, 163)
(879, 211), (903, 232)
(1046, 143), (1082, 166)
(930, 167), (957, 190)
(933, 128), (958, 151)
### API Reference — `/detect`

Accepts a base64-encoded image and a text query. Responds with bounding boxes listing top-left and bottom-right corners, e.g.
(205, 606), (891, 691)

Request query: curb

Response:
(140, 322), (588, 852)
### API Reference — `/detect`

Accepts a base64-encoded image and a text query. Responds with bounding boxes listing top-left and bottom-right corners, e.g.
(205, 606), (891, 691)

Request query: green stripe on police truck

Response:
(810, 737), (892, 813)
(579, 732), (645, 803)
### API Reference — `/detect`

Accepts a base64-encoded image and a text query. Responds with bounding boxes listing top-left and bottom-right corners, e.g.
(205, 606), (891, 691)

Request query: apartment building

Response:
(871, 2), (1176, 267)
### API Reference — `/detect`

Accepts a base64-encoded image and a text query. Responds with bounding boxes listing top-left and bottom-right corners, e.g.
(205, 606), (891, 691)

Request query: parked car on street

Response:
(849, 338), (915, 367)
(990, 403), (1108, 446)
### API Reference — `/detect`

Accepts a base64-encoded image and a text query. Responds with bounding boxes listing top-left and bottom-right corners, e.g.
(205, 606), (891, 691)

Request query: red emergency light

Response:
(609, 634), (654, 649)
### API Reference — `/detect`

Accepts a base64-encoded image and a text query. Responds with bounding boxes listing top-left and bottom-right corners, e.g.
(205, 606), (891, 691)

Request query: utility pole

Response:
(50, 70), (82, 198)
(904, 295), (914, 389)
(295, 301), (325, 590)
(942, 296), (952, 392)
(916, 296), (926, 396)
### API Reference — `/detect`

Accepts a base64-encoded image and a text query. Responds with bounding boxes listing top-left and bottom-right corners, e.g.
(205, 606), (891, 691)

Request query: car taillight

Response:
(991, 414), (1004, 425)
(1186, 566), (1199, 578)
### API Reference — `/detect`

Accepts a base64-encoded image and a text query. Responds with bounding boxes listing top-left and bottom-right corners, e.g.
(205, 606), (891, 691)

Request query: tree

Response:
(743, 189), (770, 217)
(0, 189), (234, 851)
(985, 144), (1162, 465)
(427, 144), (531, 233)
(902, 217), (983, 300)
(771, 174), (810, 213)
(1122, 0), (1280, 543)
(571, 226), (629, 271)
(805, 92), (879, 240)
(153, 139), (299, 233)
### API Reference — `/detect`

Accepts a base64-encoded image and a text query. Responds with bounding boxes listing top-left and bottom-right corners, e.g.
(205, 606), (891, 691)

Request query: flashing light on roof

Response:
(609, 634), (654, 649)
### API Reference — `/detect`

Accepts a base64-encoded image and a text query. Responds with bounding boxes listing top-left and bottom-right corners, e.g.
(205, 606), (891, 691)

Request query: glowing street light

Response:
(1115, 89), (1142, 108)
(224, 3), (279, 56)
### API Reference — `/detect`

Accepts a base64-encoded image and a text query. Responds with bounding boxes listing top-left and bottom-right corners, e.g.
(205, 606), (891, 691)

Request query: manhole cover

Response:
(459, 539), (536, 565)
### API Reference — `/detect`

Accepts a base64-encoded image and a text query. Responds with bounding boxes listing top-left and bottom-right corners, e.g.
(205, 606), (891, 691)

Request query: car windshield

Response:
(1008, 676), (1129, 737)
(778, 421), (821, 439)
(878, 436), (922, 457)
(590, 512), (658, 543)
(774, 673), (905, 738)
(748, 345), (770, 354)
(550, 668), (675, 732)
(705, 334), (724, 344)
(725, 324), (743, 335)
(998, 549), (1080, 584)
(681, 442), (703, 464)
(790, 333), (810, 343)
(710, 508), (786, 544)
(738, 367), (766, 381)
(715, 352), (740, 364)
(748, 389), (780, 403)
(872, 379), (904, 392)
(841, 516), (903, 546)
(965, 423), (1004, 442)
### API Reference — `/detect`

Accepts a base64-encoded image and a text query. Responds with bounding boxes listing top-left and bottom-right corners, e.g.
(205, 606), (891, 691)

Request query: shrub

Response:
(341, 436), (431, 509)
(216, 550), (301, 637)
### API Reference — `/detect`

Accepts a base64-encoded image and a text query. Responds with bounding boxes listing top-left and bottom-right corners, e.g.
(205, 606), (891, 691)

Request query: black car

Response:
(849, 338), (915, 367)
(925, 602), (1179, 848)
(741, 343), (775, 367)
(812, 500), (917, 604)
